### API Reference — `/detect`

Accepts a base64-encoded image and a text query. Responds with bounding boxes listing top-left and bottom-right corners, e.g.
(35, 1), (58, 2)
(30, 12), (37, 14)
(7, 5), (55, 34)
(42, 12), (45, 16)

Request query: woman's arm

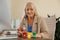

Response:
(17, 18), (25, 36)
(37, 17), (49, 39)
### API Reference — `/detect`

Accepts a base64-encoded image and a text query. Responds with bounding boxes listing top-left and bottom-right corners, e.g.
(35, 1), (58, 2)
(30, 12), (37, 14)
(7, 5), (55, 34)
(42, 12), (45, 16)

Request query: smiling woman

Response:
(17, 2), (49, 40)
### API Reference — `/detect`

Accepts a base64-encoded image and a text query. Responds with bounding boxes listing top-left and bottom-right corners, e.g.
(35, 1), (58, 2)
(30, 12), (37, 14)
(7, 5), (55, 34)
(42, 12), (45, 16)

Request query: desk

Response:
(0, 35), (50, 40)
(0, 35), (17, 40)
(18, 37), (41, 40)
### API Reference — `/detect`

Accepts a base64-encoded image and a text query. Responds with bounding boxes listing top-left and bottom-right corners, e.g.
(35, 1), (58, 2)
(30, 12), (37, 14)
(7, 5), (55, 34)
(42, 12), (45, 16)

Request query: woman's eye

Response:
(27, 9), (29, 11)
(31, 9), (33, 10)
(26, 8), (33, 11)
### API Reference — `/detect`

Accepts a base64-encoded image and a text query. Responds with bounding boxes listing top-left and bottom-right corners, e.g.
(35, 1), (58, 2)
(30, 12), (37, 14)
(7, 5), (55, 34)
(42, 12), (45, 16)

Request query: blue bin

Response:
(28, 25), (32, 32)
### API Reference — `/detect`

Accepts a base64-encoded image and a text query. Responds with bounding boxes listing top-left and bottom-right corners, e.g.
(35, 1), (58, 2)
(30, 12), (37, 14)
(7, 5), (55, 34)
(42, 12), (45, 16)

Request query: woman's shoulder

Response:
(37, 16), (44, 20)
(22, 16), (26, 21)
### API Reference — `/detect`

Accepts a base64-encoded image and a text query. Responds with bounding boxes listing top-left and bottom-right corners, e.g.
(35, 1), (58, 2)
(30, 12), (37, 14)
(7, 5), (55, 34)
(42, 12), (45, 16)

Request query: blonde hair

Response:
(24, 2), (38, 19)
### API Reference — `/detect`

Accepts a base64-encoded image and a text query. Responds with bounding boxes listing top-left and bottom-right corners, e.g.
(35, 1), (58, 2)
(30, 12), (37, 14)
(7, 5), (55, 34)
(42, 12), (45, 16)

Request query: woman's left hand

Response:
(36, 34), (42, 38)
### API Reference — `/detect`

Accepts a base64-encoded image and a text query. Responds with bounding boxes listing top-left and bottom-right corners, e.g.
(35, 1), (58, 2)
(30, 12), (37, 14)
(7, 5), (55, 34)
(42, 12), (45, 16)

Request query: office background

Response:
(0, 0), (59, 40)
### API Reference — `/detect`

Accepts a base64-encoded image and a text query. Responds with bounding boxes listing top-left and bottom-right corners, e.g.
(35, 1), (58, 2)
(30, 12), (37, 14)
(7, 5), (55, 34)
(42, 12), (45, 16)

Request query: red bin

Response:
(22, 32), (27, 38)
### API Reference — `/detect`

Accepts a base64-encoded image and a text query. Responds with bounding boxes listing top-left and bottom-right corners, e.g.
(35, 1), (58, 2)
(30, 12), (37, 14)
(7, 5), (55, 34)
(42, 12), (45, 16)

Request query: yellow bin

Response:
(27, 32), (32, 39)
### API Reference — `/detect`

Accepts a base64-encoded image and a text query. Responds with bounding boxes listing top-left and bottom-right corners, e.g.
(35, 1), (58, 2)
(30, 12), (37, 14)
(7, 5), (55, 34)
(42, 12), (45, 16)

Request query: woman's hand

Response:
(36, 34), (42, 38)
(17, 27), (23, 37)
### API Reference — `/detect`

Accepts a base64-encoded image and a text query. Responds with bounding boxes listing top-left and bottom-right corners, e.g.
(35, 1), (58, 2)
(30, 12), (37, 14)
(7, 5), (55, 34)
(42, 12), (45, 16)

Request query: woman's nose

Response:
(28, 10), (31, 13)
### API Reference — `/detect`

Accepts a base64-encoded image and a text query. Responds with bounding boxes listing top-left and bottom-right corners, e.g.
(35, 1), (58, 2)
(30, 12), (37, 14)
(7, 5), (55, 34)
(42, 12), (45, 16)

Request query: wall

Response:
(0, 0), (11, 30)
(11, 0), (60, 20)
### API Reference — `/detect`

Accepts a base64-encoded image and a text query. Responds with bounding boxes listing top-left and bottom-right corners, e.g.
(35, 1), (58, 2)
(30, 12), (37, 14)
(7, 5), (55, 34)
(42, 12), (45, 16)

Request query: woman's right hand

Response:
(17, 27), (23, 37)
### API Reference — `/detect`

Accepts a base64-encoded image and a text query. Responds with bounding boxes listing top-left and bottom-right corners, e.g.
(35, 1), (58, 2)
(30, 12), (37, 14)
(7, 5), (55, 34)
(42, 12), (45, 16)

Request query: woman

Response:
(17, 2), (49, 39)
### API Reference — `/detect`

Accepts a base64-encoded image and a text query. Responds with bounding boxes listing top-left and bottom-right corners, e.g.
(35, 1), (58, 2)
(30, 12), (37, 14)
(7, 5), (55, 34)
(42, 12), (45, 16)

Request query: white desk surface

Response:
(0, 35), (17, 39)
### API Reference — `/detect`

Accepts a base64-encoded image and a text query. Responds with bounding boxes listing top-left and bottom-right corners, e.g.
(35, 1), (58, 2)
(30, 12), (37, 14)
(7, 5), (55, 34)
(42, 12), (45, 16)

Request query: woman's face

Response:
(25, 4), (35, 18)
